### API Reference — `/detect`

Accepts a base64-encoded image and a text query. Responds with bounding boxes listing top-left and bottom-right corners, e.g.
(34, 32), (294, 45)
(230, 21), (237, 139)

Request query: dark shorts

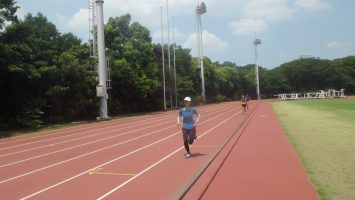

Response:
(242, 104), (246, 107)
(182, 127), (196, 145)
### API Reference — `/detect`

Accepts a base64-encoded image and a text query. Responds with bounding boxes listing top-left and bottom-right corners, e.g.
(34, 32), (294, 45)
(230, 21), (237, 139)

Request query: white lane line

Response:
(0, 103), (233, 146)
(0, 102), (230, 151)
(0, 115), (176, 157)
(0, 103), (230, 157)
(0, 121), (175, 168)
(1, 105), (238, 185)
(2, 102), (236, 166)
(0, 112), (179, 151)
(96, 110), (242, 200)
(0, 111), (173, 146)
(18, 107), (240, 200)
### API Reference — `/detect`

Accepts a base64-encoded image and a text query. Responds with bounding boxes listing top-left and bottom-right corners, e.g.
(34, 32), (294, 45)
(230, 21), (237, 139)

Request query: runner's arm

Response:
(194, 109), (200, 126)
(177, 110), (182, 126)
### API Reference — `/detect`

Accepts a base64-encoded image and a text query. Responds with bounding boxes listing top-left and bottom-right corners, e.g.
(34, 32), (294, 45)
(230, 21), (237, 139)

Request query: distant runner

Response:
(241, 95), (247, 115)
(245, 94), (250, 110)
(177, 97), (200, 159)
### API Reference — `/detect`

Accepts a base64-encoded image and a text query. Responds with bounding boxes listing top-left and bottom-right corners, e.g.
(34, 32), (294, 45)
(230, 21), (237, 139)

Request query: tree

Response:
(238, 64), (257, 98)
(0, 13), (96, 129)
(0, 0), (18, 30)
(333, 56), (355, 93)
(172, 46), (196, 105)
(0, 13), (61, 128)
(1, 8), (354, 133)
(276, 58), (349, 93)
(105, 14), (160, 113)
(202, 57), (217, 102)
(215, 66), (240, 100)
(43, 44), (97, 123)
(266, 69), (290, 97)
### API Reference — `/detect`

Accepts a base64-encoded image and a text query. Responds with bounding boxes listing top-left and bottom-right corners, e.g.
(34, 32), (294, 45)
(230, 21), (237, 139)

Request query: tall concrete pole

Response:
(96, 0), (108, 119)
(91, 0), (97, 58)
(196, 1), (206, 103)
(172, 16), (177, 108)
(253, 38), (261, 100)
(160, 6), (167, 110)
(199, 14), (205, 103)
(166, 0), (172, 108)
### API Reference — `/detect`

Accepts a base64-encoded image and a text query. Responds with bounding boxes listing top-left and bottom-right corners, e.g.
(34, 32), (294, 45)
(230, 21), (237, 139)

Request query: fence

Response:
(275, 89), (346, 100)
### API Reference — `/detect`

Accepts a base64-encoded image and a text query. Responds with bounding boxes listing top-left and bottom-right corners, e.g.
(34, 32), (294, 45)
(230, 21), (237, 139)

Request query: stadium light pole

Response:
(172, 16), (177, 108)
(253, 38), (261, 100)
(160, 6), (167, 110)
(166, 0), (173, 108)
(196, 1), (206, 103)
(95, 0), (109, 119)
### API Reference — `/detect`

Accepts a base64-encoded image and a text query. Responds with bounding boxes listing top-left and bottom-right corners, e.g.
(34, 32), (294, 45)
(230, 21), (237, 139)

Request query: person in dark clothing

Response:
(241, 95), (247, 115)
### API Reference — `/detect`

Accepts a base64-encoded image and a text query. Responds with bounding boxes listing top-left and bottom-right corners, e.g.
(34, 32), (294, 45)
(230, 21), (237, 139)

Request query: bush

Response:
(216, 94), (227, 102)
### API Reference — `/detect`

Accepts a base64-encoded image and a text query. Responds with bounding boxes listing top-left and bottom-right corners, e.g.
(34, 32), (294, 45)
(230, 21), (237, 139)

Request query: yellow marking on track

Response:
(88, 168), (136, 176)
(91, 168), (103, 172)
(190, 145), (217, 148)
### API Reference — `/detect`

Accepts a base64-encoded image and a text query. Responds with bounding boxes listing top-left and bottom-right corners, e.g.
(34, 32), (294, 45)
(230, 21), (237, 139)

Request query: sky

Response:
(15, 0), (355, 69)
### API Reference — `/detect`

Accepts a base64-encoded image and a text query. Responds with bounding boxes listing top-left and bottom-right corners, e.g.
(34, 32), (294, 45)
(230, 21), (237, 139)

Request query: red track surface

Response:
(0, 101), (318, 200)
(184, 101), (319, 200)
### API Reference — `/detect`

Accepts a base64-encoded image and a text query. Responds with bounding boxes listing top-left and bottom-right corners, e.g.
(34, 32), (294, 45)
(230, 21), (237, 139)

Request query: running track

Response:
(0, 101), (318, 199)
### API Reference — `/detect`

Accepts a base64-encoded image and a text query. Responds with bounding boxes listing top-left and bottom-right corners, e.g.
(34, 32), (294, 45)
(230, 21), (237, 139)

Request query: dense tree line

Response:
(1, 2), (354, 132)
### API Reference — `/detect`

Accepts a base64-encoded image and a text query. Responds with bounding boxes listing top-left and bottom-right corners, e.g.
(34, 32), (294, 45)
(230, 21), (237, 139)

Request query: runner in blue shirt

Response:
(177, 97), (200, 159)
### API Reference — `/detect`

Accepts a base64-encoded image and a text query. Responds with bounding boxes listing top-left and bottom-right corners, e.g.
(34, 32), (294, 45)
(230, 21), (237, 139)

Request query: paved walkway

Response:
(185, 101), (319, 200)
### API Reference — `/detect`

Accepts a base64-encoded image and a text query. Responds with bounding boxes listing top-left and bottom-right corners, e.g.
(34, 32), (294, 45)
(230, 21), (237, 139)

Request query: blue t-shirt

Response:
(179, 108), (199, 129)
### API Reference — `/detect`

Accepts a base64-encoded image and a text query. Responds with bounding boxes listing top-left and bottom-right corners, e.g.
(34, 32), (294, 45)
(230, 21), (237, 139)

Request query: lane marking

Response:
(96, 110), (242, 200)
(0, 111), (176, 146)
(89, 172), (136, 176)
(2, 104), (239, 185)
(0, 104), (236, 167)
(0, 122), (175, 168)
(0, 102), (236, 147)
(18, 105), (242, 200)
(0, 102), (231, 146)
(0, 103), (230, 154)
(0, 114), (178, 151)
(190, 146), (217, 148)
(90, 168), (103, 172)
(0, 116), (175, 158)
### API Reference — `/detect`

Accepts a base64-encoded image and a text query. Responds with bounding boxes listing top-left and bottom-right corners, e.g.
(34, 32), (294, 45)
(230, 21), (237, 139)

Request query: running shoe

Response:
(185, 153), (191, 159)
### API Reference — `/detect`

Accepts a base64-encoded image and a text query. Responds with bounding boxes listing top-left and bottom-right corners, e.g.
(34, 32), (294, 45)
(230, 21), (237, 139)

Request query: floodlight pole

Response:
(166, 0), (173, 108)
(160, 6), (167, 110)
(172, 16), (177, 108)
(196, 1), (206, 103)
(253, 38), (261, 100)
(96, 0), (109, 119)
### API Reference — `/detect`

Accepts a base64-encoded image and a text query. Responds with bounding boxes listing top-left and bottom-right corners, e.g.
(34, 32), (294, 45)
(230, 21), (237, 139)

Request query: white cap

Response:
(184, 97), (191, 102)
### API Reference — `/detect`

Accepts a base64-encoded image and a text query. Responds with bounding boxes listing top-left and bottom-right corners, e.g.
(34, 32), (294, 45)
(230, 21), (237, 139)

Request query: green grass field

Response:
(272, 99), (355, 200)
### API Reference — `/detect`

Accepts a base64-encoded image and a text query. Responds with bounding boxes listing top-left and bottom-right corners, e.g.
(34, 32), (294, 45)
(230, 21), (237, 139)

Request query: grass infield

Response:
(272, 99), (355, 200)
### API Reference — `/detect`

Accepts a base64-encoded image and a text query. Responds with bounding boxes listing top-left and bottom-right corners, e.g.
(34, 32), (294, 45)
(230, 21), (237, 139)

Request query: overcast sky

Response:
(16, 0), (355, 69)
